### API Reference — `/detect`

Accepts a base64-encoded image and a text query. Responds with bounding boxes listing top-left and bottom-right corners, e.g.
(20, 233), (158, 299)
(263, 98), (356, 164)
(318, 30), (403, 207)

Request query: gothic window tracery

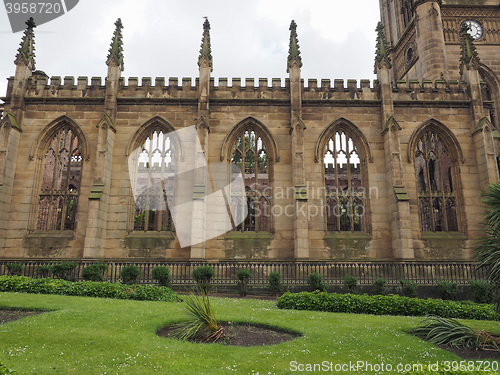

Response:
(401, 0), (415, 28)
(414, 129), (459, 232)
(133, 129), (174, 232)
(324, 130), (366, 232)
(230, 128), (270, 232)
(36, 127), (82, 231)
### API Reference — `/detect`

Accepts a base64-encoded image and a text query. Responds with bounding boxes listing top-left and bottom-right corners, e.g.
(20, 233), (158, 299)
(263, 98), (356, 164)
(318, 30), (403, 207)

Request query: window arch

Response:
(401, 0), (415, 28)
(479, 66), (500, 174)
(36, 126), (83, 231)
(413, 126), (460, 232)
(227, 119), (274, 232)
(322, 128), (367, 232)
(128, 118), (178, 232)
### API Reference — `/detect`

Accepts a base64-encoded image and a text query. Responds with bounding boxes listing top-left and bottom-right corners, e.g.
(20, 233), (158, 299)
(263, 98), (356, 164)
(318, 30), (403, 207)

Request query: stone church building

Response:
(1, 0), (500, 264)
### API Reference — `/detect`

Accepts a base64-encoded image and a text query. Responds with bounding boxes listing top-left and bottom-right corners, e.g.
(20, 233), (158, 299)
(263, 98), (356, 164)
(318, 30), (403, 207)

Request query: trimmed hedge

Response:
(277, 291), (500, 321)
(0, 276), (180, 302)
(50, 262), (77, 280)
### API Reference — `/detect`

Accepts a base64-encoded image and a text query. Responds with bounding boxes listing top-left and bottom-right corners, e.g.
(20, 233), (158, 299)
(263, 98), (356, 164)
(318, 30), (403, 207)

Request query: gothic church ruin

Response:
(1, 0), (500, 264)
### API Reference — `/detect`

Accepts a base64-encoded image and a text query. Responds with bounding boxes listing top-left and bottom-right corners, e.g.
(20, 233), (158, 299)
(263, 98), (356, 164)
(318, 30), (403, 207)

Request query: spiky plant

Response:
(172, 288), (224, 343)
(476, 182), (500, 312)
(410, 316), (500, 351)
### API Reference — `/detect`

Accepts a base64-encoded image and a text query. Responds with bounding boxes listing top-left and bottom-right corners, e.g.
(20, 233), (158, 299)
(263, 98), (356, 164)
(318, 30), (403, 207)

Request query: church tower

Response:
(378, 0), (500, 82)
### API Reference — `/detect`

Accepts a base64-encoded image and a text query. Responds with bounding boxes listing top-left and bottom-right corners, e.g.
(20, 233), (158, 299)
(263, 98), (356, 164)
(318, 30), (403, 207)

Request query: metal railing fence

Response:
(0, 260), (488, 286)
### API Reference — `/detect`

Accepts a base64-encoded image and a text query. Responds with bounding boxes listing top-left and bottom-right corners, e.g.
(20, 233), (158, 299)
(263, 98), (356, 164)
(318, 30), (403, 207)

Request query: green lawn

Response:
(0, 292), (499, 374)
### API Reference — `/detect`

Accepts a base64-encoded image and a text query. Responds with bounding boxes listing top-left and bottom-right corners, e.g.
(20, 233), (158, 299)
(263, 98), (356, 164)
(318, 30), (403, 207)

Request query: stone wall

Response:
(1, 3), (499, 262)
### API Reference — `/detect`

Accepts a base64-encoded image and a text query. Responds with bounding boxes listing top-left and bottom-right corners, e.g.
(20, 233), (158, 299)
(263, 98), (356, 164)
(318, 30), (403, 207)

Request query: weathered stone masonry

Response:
(1, 0), (500, 262)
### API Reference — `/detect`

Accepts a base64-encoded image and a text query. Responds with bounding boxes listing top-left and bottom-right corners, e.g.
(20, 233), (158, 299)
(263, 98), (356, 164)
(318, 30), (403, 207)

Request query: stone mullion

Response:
(333, 139), (340, 232)
(157, 141), (166, 232)
(423, 142), (436, 232)
(437, 152), (450, 232)
(60, 153), (71, 231)
(346, 139), (354, 232)
(49, 145), (62, 231)
(60, 193), (69, 231)
(146, 139), (154, 231)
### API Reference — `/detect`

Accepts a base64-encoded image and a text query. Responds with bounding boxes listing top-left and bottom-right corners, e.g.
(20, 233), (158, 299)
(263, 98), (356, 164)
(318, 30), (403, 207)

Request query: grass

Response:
(0, 292), (499, 374)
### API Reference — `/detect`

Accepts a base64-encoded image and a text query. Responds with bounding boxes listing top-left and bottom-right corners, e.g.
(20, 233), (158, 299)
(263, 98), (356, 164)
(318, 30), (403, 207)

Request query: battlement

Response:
(390, 79), (468, 101)
(5, 75), (471, 103)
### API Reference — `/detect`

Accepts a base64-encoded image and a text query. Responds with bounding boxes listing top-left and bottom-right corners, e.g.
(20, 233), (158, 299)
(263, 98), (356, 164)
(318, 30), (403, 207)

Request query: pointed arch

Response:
(223, 117), (275, 232)
(479, 64), (500, 95)
(479, 63), (500, 130)
(29, 116), (87, 231)
(411, 119), (464, 232)
(30, 115), (89, 161)
(220, 117), (279, 162)
(126, 116), (179, 232)
(315, 118), (373, 164)
(126, 116), (180, 157)
(407, 119), (464, 164)
(318, 118), (372, 233)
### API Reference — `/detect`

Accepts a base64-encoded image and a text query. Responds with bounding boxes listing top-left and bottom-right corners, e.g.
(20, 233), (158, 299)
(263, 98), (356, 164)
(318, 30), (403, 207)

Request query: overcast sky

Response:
(0, 0), (381, 101)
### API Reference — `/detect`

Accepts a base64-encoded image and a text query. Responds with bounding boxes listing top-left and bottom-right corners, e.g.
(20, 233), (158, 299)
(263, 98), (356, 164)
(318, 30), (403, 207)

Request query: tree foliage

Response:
(476, 182), (500, 312)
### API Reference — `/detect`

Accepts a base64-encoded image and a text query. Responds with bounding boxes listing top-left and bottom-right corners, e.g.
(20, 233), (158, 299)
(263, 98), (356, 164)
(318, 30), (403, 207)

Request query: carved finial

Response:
(15, 17), (36, 69)
(459, 22), (480, 74)
(287, 20), (302, 73)
(374, 22), (392, 73)
(107, 18), (124, 71)
(198, 17), (213, 71)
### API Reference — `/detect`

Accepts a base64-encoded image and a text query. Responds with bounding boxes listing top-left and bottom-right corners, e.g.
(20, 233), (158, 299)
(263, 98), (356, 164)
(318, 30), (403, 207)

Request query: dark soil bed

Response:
(0, 309), (45, 324)
(157, 322), (300, 346)
(439, 344), (500, 360)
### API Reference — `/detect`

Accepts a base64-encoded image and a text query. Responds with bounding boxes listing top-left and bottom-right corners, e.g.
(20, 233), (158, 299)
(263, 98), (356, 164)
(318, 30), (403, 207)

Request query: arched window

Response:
(230, 128), (270, 231)
(36, 126), (82, 231)
(132, 129), (175, 231)
(415, 129), (459, 232)
(401, 0), (415, 27)
(324, 130), (366, 232)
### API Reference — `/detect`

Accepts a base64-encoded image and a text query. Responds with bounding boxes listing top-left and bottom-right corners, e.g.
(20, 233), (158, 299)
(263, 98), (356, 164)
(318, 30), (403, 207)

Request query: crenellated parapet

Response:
(5, 75), (475, 103)
(302, 79), (379, 101)
(390, 79), (469, 102)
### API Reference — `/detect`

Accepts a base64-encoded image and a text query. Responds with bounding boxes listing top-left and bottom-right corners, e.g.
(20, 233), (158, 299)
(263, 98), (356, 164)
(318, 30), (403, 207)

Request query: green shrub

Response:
(0, 275), (179, 302)
(120, 265), (141, 285)
(372, 278), (386, 295)
(50, 262), (77, 281)
(469, 279), (492, 304)
(436, 280), (459, 300)
(268, 271), (283, 297)
(236, 269), (252, 297)
(37, 265), (50, 278)
(5, 262), (23, 276)
(0, 360), (15, 374)
(82, 263), (108, 282)
(399, 279), (418, 298)
(172, 288), (223, 342)
(306, 272), (328, 292)
(152, 266), (171, 287)
(192, 265), (214, 293)
(410, 316), (494, 350)
(343, 275), (358, 293)
(276, 291), (500, 321)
